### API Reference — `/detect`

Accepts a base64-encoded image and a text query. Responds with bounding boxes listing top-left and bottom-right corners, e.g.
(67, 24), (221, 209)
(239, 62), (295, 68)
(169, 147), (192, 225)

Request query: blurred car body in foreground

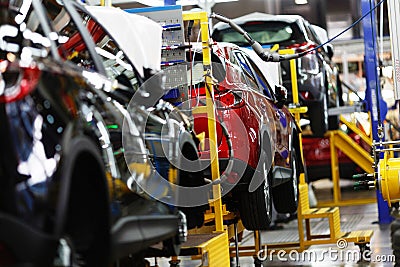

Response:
(0, 0), (189, 265)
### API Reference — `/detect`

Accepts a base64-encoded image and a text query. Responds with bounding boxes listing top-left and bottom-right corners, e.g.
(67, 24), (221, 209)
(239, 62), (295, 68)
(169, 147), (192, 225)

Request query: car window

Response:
(2, 0), (51, 60)
(234, 51), (274, 98)
(213, 21), (306, 47)
(233, 51), (259, 89)
(245, 56), (274, 99)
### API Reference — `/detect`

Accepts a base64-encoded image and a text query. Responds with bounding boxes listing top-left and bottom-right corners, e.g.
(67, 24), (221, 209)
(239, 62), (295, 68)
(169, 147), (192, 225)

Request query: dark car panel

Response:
(0, 0), (184, 265)
(61, 3), (208, 229)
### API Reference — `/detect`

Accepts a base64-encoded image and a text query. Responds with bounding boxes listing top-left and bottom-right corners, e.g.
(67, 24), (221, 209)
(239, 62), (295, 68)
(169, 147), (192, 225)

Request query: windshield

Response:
(213, 21), (306, 47)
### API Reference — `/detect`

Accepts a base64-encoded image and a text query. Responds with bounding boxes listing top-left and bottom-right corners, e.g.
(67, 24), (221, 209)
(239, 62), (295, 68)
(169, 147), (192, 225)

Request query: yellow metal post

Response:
(288, 53), (300, 121)
(297, 174), (307, 251)
(182, 11), (224, 233)
(280, 49), (307, 183)
(100, 0), (112, 6)
(329, 132), (342, 204)
(279, 49), (308, 250)
(168, 11), (231, 267)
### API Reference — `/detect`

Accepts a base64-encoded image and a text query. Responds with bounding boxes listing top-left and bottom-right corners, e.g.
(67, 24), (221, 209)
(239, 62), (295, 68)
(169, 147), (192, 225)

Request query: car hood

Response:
(85, 6), (162, 77)
(213, 12), (302, 31)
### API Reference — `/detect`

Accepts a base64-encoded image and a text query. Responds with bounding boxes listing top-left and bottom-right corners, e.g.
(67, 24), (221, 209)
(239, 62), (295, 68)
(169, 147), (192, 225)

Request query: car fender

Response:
(177, 130), (204, 184)
(290, 124), (305, 174)
(54, 129), (109, 236)
(178, 130), (199, 155)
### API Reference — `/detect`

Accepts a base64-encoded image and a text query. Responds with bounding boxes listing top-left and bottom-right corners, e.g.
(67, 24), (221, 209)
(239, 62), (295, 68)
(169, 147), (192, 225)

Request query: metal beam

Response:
(361, 0), (391, 224)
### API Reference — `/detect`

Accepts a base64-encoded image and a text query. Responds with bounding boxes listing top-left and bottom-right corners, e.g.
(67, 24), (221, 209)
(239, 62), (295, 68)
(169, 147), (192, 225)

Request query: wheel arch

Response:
(259, 126), (274, 171)
(54, 135), (111, 240)
(177, 130), (204, 186)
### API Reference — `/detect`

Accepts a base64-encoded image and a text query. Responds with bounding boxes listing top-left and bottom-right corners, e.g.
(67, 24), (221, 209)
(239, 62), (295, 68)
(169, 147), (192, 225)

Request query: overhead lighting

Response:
(295, 0), (308, 4)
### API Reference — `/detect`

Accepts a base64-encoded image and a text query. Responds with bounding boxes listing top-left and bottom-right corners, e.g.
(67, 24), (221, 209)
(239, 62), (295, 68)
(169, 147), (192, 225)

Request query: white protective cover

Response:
(85, 6), (162, 77)
(240, 47), (281, 88)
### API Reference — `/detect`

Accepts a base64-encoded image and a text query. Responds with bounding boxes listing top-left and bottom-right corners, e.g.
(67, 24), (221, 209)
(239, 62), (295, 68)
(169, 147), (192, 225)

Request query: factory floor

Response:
(147, 179), (396, 266)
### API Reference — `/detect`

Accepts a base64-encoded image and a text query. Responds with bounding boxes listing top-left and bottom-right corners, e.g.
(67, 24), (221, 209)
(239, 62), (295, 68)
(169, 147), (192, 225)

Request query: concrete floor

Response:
(147, 179), (396, 266)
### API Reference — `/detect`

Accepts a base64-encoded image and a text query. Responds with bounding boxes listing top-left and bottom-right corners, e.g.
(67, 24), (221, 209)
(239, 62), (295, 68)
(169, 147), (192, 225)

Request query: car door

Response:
(233, 50), (291, 165)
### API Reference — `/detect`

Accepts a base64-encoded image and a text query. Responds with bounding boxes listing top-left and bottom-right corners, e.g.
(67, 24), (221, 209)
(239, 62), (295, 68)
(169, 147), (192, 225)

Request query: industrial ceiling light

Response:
(295, 0), (308, 4)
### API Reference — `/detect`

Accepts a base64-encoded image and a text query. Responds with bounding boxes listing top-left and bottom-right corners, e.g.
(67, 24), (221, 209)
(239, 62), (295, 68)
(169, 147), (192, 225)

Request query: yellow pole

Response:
(280, 49), (308, 250)
(100, 0), (112, 6)
(280, 49), (306, 183)
(290, 59), (300, 117)
(297, 174), (306, 251)
(329, 132), (341, 204)
(182, 11), (224, 232)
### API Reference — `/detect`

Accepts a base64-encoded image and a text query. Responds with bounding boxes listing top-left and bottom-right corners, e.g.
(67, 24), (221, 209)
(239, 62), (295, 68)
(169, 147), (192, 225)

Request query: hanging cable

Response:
(187, 20), (194, 102)
(307, 0), (386, 55)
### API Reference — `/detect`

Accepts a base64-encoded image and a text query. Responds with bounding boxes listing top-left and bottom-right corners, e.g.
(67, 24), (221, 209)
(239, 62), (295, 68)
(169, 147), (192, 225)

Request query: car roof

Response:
(84, 6), (162, 77)
(213, 12), (304, 31)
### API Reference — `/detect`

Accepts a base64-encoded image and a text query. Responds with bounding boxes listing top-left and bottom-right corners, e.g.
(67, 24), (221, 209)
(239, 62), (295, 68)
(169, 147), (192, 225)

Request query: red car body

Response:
(187, 42), (303, 229)
(192, 43), (296, 179)
(302, 132), (370, 181)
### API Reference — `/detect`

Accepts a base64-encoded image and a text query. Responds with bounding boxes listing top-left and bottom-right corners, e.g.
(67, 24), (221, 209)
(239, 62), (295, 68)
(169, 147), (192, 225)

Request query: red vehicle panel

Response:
(187, 42), (303, 230)
(303, 132), (370, 181)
